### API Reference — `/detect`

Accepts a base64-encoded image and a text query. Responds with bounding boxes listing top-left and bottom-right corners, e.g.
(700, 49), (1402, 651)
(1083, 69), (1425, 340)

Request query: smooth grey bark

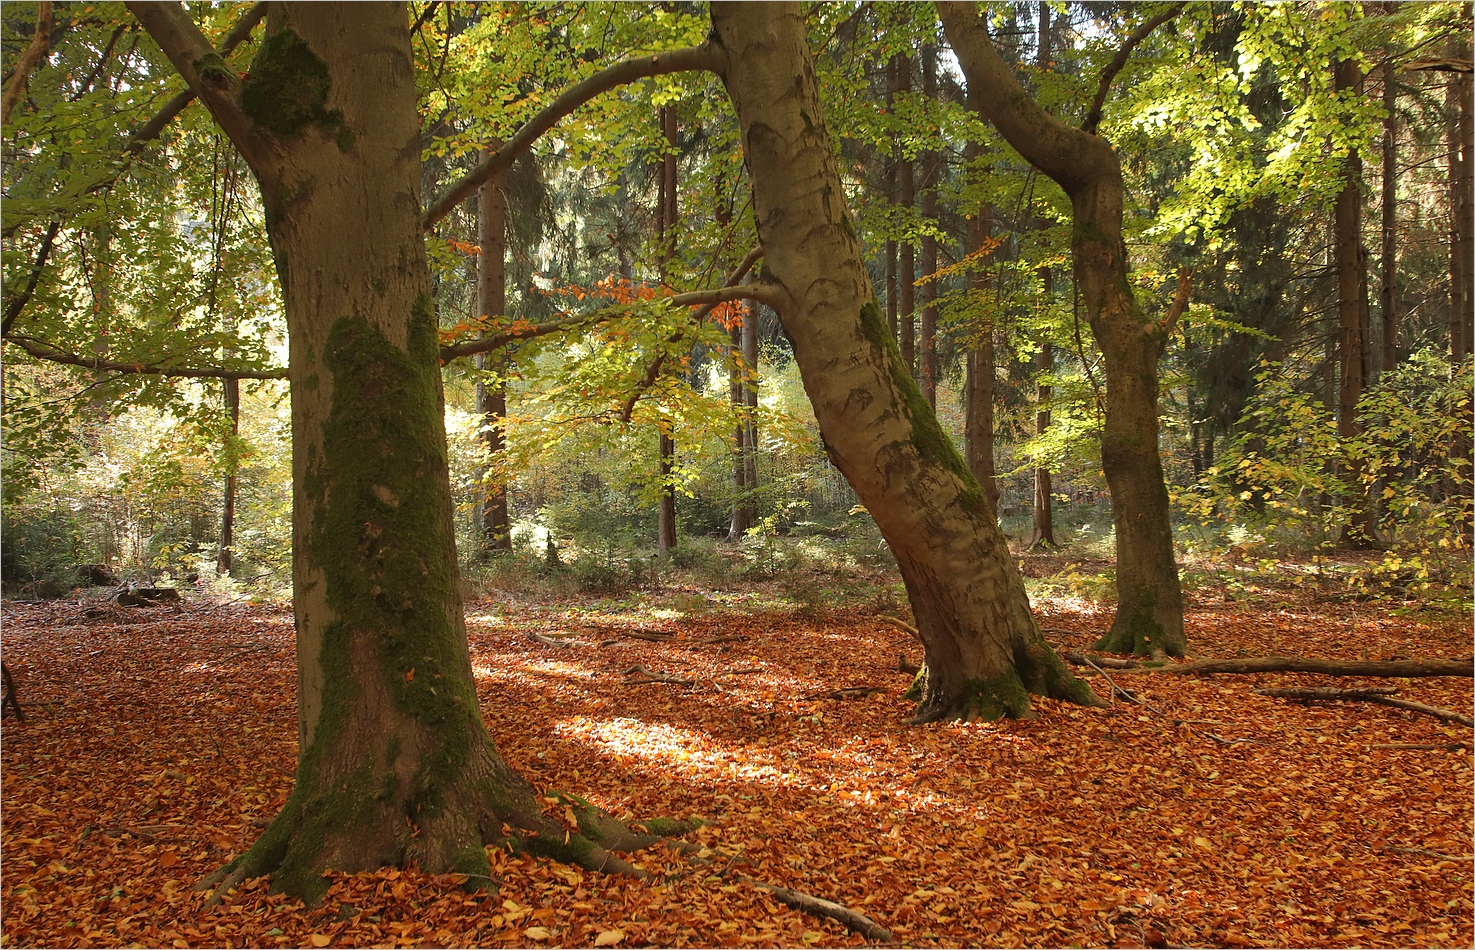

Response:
(710, 1), (1098, 721)
(128, 0), (642, 902)
(963, 162), (998, 512)
(940, 2), (1186, 658)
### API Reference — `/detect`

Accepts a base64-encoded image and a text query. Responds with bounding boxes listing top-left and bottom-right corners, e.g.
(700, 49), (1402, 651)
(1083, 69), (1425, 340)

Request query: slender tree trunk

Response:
(963, 162), (998, 512)
(895, 54), (916, 374)
(476, 155), (512, 555)
(886, 58), (900, 342)
(1448, 53), (1473, 539)
(919, 46), (939, 406)
(219, 376), (239, 575)
(129, 1), (635, 900)
(1335, 59), (1380, 548)
(1028, 5), (1055, 549)
(711, 2), (1098, 721)
(1379, 65), (1398, 377)
(656, 105), (678, 556)
(941, 4), (1186, 658)
(741, 302), (759, 525)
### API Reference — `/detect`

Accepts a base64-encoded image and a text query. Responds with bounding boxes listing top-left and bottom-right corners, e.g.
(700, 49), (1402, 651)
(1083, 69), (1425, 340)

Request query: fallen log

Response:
(1255, 686), (1474, 726)
(1061, 650), (1142, 670)
(622, 664), (694, 687)
(1111, 655), (1472, 678)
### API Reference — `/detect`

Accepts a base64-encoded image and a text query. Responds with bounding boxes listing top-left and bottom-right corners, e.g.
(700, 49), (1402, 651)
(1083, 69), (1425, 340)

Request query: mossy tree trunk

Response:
(940, 2), (1186, 659)
(128, 0), (640, 902)
(709, 1), (1099, 722)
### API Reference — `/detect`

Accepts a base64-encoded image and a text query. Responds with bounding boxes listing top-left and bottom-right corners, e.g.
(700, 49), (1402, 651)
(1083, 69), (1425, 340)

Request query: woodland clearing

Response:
(1, 560), (1471, 949)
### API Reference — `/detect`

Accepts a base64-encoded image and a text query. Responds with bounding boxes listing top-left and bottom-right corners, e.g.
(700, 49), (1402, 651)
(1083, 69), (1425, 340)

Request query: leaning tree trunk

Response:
(129, 0), (638, 902)
(710, 1), (1098, 722)
(940, 2), (1185, 658)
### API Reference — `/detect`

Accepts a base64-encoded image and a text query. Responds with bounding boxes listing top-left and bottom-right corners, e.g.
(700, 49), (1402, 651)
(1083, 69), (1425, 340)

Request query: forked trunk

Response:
(710, 2), (1098, 721)
(941, 3), (1185, 657)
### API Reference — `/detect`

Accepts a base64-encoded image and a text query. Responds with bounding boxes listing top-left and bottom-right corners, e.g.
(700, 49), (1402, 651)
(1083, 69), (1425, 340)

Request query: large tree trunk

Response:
(476, 156), (512, 555)
(129, 0), (634, 902)
(940, 3), (1185, 658)
(710, 2), (1098, 721)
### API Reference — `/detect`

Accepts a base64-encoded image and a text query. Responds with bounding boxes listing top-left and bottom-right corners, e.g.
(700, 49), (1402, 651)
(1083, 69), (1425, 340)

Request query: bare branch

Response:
(2, 334), (286, 380)
(2, 2), (55, 126)
(410, 1), (441, 36)
(422, 44), (720, 230)
(1081, 2), (1186, 135)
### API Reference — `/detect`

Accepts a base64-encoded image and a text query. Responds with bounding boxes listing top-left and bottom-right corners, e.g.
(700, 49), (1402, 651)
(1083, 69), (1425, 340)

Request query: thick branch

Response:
(3, 333), (286, 380)
(1158, 268), (1193, 336)
(125, 1), (262, 169)
(124, 2), (265, 156)
(422, 44), (720, 230)
(1082, 2), (1186, 135)
(2, 2), (55, 126)
(1255, 687), (1474, 726)
(2, 220), (61, 336)
(937, 2), (1111, 195)
(1116, 655), (1473, 678)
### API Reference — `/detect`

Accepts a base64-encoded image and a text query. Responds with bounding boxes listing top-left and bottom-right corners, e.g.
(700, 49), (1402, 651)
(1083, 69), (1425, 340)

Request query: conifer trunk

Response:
(710, 1), (1098, 721)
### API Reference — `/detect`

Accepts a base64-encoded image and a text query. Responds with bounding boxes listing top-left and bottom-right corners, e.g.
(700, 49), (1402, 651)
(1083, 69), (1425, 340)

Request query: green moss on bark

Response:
(242, 29), (346, 139)
(962, 671), (1034, 721)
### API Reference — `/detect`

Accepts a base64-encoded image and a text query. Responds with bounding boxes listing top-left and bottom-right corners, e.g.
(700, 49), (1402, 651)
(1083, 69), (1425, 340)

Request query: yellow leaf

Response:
(524, 927), (553, 940)
(308, 935), (331, 948)
(1011, 899), (1041, 912)
(1194, 836), (1214, 850)
(594, 929), (625, 946)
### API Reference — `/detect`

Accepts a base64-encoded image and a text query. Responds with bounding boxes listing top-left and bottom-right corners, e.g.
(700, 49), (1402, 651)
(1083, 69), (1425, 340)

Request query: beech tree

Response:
(939, 2), (1192, 659)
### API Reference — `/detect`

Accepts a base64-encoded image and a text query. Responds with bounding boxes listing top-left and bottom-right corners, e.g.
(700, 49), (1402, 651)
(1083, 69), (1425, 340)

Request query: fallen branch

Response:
(620, 630), (677, 643)
(802, 686), (884, 701)
(1371, 741), (1471, 751)
(527, 632), (574, 650)
(1255, 686), (1473, 727)
(719, 667), (763, 676)
(1075, 651), (1139, 706)
(622, 664), (694, 686)
(1062, 650), (1142, 670)
(877, 615), (919, 639)
(744, 876), (895, 943)
(1115, 655), (1472, 678)
(697, 635), (748, 646)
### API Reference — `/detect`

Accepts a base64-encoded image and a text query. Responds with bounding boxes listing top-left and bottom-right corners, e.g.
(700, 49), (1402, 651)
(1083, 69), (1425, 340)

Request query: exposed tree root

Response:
(1255, 686), (1474, 726)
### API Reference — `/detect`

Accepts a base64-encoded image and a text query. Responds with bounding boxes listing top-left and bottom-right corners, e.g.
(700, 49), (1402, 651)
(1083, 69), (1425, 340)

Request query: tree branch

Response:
(937, 2), (1110, 196)
(125, 1), (262, 169)
(2, 1), (55, 126)
(1081, 2), (1186, 135)
(2, 333), (286, 380)
(124, 2), (266, 156)
(1158, 268), (1193, 336)
(2, 220), (61, 336)
(422, 44), (720, 230)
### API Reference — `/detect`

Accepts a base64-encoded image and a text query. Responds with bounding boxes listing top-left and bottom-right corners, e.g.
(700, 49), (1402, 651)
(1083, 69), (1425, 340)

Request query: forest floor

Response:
(1, 557), (1471, 949)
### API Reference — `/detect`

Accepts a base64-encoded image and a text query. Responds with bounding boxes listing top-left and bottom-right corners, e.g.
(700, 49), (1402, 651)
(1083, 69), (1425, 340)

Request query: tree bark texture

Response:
(940, 3), (1185, 658)
(128, 0), (632, 901)
(1451, 57), (1474, 367)
(476, 156), (513, 555)
(710, 2), (1098, 721)
(1028, 9), (1055, 550)
(219, 376), (239, 575)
